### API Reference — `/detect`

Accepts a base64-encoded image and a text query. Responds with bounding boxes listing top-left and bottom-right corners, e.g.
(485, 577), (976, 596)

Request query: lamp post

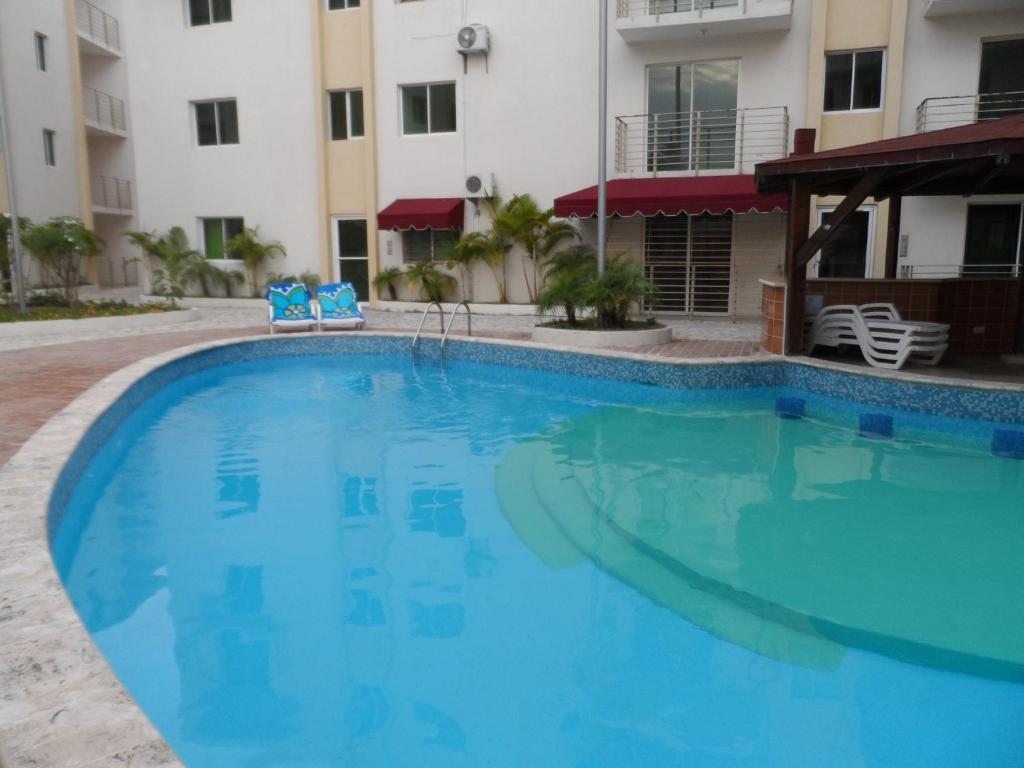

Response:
(597, 0), (609, 276)
(0, 75), (27, 313)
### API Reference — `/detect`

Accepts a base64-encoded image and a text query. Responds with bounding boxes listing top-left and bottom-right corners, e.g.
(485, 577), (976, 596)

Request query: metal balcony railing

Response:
(83, 86), (126, 134)
(615, 106), (788, 175)
(899, 263), (1021, 279)
(76, 0), (121, 52)
(915, 91), (1024, 132)
(92, 176), (133, 212)
(617, 0), (742, 18)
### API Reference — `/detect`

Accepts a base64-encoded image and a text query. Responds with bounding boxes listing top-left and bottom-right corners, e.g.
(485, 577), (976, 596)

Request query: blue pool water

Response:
(53, 354), (1024, 767)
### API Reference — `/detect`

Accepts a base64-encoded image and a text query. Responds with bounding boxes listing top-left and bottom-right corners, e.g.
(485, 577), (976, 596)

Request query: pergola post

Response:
(784, 178), (812, 355)
(884, 195), (902, 279)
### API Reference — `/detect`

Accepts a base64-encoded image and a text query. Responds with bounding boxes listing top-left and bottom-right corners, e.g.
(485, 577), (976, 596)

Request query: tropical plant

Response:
(125, 226), (199, 306)
(188, 256), (222, 297)
(225, 227), (286, 298)
(0, 213), (31, 297)
(213, 265), (245, 297)
(492, 193), (577, 303)
(447, 234), (490, 302)
(404, 261), (456, 303)
(373, 266), (404, 301)
(453, 230), (511, 304)
(299, 271), (322, 292)
(582, 255), (658, 329)
(536, 245), (597, 326)
(23, 217), (102, 304)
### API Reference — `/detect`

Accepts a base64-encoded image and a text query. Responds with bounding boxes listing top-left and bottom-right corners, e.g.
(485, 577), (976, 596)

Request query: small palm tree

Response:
(125, 227), (198, 306)
(492, 194), (577, 303)
(212, 265), (245, 297)
(583, 255), (657, 329)
(372, 266), (404, 301)
(447, 235), (488, 302)
(225, 227), (286, 298)
(537, 245), (597, 326)
(404, 262), (456, 303)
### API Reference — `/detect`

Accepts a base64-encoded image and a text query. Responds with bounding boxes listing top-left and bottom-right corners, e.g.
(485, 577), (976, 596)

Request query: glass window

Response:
(203, 218), (244, 260)
(816, 209), (872, 278)
(402, 85), (429, 135)
(190, 0), (231, 26)
(401, 83), (456, 135)
(195, 99), (238, 146)
(403, 230), (457, 262)
(964, 204), (1022, 276)
(978, 39), (1024, 120)
(42, 129), (56, 166)
(328, 0), (360, 8)
(329, 90), (363, 141)
(336, 219), (369, 300)
(824, 50), (884, 112)
(34, 33), (47, 72)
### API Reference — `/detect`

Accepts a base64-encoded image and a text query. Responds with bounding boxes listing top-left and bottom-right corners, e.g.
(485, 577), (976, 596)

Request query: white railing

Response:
(92, 176), (133, 212)
(617, 0), (742, 18)
(899, 263), (1021, 279)
(83, 86), (126, 133)
(615, 106), (788, 175)
(915, 91), (1024, 132)
(76, 0), (120, 52)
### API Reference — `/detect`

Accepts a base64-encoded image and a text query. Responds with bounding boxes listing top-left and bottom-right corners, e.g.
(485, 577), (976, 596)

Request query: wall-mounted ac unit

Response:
(465, 173), (493, 198)
(456, 24), (490, 55)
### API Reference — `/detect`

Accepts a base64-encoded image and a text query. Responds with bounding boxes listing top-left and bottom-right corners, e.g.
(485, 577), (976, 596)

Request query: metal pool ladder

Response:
(412, 302), (446, 354)
(440, 301), (472, 358)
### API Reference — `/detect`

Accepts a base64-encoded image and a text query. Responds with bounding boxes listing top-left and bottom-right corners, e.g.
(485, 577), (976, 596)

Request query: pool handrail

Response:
(412, 302), (446, 352)
(440, 301), (472, 359)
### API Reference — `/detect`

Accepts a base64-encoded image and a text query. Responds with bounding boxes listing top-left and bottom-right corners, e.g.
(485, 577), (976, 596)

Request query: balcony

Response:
(900, 263), (1021, 279)
(615, 0), (792, 44)
(615, 106), (789, 176)
(92, 176), (133, 216)
(916, 91), (1024, 132)
(83, 86), (127, 137)
(76, 0), (121, 57)
(923, 0), (1024, 17)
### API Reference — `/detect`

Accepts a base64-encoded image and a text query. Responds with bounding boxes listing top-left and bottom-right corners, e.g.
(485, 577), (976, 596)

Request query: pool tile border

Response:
(2, 332), (1023, 768)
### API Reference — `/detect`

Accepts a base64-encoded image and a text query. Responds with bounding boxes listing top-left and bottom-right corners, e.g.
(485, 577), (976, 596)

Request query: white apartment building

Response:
(3, 0), (1024, 312)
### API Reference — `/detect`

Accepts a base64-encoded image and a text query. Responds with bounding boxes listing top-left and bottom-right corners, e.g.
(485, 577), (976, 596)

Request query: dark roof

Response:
(554, 175), (789, 219)
(756, 114), (1024, 197)
(377, 198), (465, 231)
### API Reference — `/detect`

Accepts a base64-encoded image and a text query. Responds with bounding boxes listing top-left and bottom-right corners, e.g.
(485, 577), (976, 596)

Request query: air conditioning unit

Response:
(464, 173), (493, 198)
(456, 24), (490, 55)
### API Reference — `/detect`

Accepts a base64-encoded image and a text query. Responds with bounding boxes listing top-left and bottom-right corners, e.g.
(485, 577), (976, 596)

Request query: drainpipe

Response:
(597, 0), (609, 276)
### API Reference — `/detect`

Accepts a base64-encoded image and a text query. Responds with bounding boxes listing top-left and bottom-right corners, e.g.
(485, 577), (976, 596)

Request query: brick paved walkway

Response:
(0, 325), (760, 467)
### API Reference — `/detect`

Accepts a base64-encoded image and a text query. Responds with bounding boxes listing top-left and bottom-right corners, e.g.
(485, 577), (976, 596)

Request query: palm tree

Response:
(125, 227), (199, 306)
(372, 267), (404, 301)
(447, 235), (486, 302)
(537, 245), (597, 326)
(453, 230), (511, 304)
(492, 194), (577, 303)
(404, 262), (456, 303)
(212, 265), (245, 297)
(225, 226), (286, 297)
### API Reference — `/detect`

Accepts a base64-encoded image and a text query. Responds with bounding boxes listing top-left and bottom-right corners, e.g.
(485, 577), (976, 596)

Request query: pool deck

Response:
(1, 316), (1022, 768)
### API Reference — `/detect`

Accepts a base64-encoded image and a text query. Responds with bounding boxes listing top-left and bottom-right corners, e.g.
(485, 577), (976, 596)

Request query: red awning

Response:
(553, 175), (789, 219)
(377, 198), (465, 231)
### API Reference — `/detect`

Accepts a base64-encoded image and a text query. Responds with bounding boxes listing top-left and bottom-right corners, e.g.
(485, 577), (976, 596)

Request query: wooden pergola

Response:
(756, 115), (1024, 355)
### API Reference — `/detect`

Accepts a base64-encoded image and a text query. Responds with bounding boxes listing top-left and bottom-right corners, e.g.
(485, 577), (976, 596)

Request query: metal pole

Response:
(597, 0), (609, 275)
(0, 77), (27, 313)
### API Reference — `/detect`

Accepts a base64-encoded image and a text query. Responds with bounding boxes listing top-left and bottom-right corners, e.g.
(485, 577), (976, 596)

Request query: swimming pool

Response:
(49, 338), (1024, 767)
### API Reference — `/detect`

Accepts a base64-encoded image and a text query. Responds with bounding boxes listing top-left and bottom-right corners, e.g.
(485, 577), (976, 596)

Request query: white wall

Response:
(373, 0), (811, 303)
(122, 0), (322, 293)
(0, 0), (83, 223)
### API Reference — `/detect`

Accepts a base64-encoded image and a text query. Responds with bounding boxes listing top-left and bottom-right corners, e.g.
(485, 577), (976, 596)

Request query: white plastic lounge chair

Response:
(266, 283), (317, 334)
(805, 304), (949, 370)
(315, 283), (366, 331)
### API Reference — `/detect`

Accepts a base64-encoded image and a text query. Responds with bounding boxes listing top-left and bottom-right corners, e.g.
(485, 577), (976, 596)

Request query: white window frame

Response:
(822, 49), (887, 114)
(42, 129), (56, 167)
(326, 0), (360, 10)
(328, 90), (364, 141)
(192, 98), (239, 147)
(813, 205), (876, 278)
(186, 0), (232, 27)
(34, 32), (47, 72)
(399, 81), (458, 136)
(199, 216), (245, 262)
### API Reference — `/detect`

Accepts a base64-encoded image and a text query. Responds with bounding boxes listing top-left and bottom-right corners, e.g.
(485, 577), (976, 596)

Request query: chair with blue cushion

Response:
(265, 283), (317, 334)
(315, 282), (366, 331)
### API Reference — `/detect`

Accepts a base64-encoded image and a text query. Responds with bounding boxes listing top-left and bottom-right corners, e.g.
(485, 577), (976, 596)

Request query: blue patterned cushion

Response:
(317, 283), (364, 321)
(266, 283), (312, 321)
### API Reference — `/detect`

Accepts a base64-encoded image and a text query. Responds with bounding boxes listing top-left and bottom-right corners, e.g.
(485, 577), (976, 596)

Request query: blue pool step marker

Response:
(860, 414), (894, 440)
(775, 397), (806, 420)
(992, 430), (1024, 460)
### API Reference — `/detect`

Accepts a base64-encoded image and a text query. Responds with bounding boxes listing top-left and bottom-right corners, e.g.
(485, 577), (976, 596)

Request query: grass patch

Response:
(537, 319), (663, 331)
(0, 301), (179, 323)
